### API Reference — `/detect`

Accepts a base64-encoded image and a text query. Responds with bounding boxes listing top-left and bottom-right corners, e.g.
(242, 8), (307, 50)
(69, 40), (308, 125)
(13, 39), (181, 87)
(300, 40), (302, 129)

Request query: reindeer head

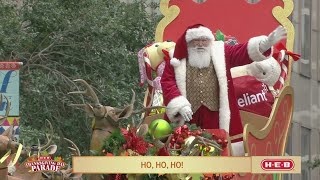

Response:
(68, 79), (135, 128)
(68, 79), (164, 150)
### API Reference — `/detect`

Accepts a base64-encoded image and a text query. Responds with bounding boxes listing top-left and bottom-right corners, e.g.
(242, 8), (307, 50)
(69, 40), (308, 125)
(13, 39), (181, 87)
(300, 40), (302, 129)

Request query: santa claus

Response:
(160, 24), (286, 156)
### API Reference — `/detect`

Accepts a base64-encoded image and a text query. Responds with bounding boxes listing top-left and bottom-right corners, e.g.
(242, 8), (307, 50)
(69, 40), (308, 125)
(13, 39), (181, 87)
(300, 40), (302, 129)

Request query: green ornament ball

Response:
(149, 119), (172, 139)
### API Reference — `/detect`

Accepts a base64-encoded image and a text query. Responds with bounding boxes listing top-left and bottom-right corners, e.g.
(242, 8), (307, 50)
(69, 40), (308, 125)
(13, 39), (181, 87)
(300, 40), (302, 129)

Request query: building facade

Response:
(286, 0), (320, 179)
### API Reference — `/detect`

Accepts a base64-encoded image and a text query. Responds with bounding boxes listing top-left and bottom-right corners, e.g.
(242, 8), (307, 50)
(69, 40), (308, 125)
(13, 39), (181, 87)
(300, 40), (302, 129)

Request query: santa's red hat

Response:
(171, 24), (215, 67)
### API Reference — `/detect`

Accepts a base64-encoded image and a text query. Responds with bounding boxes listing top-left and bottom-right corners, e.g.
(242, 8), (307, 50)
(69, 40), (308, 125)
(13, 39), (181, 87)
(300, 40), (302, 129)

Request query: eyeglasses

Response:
(189, 39), (210, 47)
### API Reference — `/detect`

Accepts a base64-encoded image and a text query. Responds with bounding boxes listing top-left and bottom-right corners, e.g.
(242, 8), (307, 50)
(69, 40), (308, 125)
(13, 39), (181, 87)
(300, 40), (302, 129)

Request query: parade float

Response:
(0, 1), (298, 180)
(66, 1), (299, 180)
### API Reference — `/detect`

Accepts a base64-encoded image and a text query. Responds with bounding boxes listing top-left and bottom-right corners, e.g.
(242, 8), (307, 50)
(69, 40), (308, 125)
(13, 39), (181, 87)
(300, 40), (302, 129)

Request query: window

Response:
(301, 127), (311, 180)
(300, 0), (312, 77)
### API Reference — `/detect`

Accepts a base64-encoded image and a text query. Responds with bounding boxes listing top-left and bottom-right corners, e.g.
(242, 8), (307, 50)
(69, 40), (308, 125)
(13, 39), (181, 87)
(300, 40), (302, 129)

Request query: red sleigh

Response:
(141, 0), (295, 179)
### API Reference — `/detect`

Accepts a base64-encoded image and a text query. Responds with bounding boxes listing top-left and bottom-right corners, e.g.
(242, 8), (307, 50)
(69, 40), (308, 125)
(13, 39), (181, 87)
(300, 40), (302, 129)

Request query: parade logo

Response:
(24, 156), (66, 172)
(261, 159), (295, 171)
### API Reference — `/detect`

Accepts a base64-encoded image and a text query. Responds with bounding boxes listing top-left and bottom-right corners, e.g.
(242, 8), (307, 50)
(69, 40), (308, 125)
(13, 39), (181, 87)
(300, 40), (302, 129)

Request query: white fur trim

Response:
(169, 49), (174, 59)
(166, 96), (191, 122)
(248, 36), (273, 62)
(172, 42), (231, 133)
(186, 26), (215, 43)
(210, 41), (230, 133)
(231, 141), (245, 156)
(173, 59), (187, 97)
(170, 58), (181, 67)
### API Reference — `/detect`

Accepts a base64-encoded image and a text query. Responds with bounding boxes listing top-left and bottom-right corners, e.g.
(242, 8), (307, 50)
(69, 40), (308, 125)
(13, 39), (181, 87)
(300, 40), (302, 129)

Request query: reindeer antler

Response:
(39, 120), (54, 151)
(68, 79), (100, 105)
(61, 138), (82, 179)
(63, 138), (81, 156)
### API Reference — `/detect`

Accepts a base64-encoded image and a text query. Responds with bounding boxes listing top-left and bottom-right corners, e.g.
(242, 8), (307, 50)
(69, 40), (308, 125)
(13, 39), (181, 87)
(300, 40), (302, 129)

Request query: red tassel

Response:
(274, 43), (301, 61)
(286, 51), (301, 61)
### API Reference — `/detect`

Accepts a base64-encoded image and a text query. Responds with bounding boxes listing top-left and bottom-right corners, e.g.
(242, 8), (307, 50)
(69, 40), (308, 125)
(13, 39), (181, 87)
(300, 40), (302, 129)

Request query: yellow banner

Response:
(73, 156), (301, 174)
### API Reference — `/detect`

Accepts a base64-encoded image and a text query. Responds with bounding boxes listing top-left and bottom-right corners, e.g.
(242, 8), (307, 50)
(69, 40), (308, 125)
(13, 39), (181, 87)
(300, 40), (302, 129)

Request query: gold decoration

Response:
(155, 0), (180, 42)
(272, 0), (295, 85)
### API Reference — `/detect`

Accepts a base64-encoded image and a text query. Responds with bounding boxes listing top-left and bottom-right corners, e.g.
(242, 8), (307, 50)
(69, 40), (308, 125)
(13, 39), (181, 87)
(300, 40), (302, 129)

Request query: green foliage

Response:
(101, 129), (126, 155)
(0, 0), (160, 159)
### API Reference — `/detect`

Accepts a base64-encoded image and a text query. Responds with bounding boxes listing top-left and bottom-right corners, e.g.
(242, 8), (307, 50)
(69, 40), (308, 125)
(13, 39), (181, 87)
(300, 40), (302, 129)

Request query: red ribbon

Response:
(275, 43), (301, 61)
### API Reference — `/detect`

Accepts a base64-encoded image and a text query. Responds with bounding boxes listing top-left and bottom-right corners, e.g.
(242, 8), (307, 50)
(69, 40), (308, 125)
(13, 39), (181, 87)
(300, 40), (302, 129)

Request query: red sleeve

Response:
(224, 43), (252, 68)
(225, 41), (272, 68)
(160, 61), (182, 106)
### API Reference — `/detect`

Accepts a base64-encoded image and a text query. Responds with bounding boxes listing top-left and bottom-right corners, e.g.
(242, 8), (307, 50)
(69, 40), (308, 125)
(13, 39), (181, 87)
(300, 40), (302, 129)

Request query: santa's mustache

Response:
(190, 46), (209, 52)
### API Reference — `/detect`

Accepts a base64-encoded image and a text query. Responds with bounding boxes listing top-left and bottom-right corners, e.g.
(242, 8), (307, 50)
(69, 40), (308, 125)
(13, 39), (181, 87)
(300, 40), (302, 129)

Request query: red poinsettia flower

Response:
(122, 127), (149, 155)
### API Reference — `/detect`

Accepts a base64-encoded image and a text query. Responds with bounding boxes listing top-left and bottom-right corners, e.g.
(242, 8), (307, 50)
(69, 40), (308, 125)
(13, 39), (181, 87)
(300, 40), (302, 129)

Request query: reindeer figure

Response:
(68, 79), (142, 151)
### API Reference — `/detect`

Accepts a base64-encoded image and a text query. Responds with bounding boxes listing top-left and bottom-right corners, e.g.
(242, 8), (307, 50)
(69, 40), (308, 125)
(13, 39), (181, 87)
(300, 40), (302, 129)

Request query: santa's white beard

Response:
(188, 46), (211, 68)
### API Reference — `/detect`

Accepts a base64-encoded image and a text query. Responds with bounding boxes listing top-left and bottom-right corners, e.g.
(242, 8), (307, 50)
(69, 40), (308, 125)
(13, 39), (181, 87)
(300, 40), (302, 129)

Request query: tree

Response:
(0, 0), (160, 158)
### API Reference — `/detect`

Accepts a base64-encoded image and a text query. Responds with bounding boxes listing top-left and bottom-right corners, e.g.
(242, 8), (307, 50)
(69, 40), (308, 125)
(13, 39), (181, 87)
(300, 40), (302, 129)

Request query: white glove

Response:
(178, 106), (193, 122)
(259, 26), (287, 53)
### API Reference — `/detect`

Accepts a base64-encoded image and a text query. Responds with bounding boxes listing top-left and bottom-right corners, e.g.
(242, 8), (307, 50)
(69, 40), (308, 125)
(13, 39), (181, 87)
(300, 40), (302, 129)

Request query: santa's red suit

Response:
(160, 24), (272, 155)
